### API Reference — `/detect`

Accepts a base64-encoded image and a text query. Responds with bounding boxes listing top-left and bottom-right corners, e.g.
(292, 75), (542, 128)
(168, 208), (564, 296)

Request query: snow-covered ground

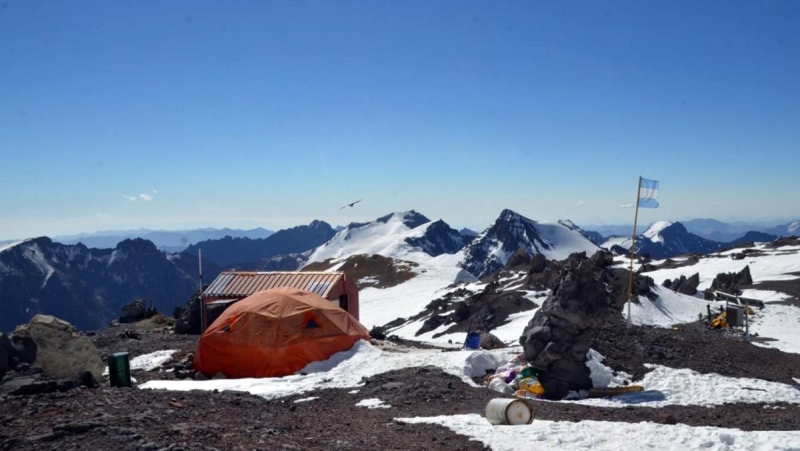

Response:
(137, 237), (800, 450)
(358, 252), (475, 330)
(399, 415), (800, 451)
(139, 336), (800, 450)
(620, 243), (800, 291)
(615, 241), (800, 355)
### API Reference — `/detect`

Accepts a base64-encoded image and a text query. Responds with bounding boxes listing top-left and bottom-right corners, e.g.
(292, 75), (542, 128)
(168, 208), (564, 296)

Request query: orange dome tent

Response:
(193, 287), (370, 378)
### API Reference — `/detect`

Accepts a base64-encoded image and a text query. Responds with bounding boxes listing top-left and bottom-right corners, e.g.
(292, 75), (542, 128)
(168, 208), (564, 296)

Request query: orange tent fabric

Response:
(193, 287), (370, 378)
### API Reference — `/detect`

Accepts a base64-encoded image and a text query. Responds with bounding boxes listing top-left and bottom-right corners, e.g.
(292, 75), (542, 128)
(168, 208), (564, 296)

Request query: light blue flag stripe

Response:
(638, 178), (659, 208)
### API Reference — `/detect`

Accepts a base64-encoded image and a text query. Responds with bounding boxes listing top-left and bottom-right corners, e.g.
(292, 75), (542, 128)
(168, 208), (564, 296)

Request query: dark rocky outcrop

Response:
(517, 252), (654, 400)
(378, 250), (653, 351)
(174, 291), (203, 335)
(119, 299), (157, 324)
(520, 260), (609, 399)
(0, 333), (37, 380)
(709, 266), (753, 295)
(529, 254), (547, 274)
(663, 273), (700, 296)
(505, 248), (532, 271)
(404, 219), (466, 257)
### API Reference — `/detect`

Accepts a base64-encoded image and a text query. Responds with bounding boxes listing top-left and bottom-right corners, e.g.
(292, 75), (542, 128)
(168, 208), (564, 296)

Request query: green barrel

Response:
(108, 352), (132, 387)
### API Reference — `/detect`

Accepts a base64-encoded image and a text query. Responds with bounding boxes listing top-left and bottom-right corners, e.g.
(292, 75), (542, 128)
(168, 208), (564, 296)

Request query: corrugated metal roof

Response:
(203, 271), (344, 299)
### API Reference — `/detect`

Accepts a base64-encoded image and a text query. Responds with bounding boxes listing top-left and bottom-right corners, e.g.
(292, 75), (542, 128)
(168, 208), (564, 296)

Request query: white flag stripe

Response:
(638, 177), (660, 208)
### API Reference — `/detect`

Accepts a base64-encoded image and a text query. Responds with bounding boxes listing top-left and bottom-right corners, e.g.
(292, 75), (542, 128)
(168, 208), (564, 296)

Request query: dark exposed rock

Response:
(710, 265), (753, 295)
(174, 291), (202, 335)
(519, 252), (654, 400)
(369, 326), (387, 340)
(0, 333), (37, 380)
(404, 219), (466, 257)
(667, 273), (700, 296)
(529, 254), (547, 274)
(119, 299), (158, 324)
(505, 248), (532, 271)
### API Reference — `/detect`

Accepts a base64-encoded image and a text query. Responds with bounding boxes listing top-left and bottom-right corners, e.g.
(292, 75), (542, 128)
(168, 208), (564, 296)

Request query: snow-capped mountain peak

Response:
(306, 211), (463, 265)
(375, 210), (430, 229)
(603, 221), (721, 259)
(461, 209), (600, 278)
(643, 221), (674, 243)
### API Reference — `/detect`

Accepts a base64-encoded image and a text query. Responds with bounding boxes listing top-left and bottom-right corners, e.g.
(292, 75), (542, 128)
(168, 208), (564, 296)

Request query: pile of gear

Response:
(485, 354), (545, 400)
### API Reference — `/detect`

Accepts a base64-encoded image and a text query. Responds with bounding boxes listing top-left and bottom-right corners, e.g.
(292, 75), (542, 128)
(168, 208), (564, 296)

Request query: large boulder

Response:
(119, 299), (158, 324)
(529, 253), (547, 274)
(479, 331), (506, 350)
(14, 315), (104, 380)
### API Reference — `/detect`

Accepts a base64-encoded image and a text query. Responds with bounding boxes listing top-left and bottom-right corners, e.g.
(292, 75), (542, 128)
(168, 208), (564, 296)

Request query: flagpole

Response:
(627, 176), (643, 326)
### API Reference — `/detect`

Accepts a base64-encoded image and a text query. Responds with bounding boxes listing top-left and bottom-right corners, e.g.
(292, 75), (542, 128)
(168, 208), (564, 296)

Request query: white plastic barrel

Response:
(485, 398), (534, 425)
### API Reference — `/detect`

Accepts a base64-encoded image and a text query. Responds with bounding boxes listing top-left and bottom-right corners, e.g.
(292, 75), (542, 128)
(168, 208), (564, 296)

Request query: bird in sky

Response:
(340, 199), (362, 210)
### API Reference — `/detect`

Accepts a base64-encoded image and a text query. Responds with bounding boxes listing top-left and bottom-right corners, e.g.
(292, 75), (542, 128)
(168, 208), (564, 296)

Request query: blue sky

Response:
(1, 1), (798, 240)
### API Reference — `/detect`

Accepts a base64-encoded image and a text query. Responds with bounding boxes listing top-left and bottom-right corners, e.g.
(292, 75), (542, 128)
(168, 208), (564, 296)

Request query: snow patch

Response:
(355, 398), (391, 409)
(643, 221), (672, 243)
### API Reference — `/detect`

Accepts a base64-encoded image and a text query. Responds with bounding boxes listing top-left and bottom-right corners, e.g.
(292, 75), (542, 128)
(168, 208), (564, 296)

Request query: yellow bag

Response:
(518, 378), (545, 395)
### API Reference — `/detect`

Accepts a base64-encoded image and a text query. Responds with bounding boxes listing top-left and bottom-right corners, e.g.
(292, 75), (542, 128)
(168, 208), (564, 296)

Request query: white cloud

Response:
(95, 213), (108, 218)
(577, 200), (585, 206)
(123, 192), (156, 202)
(620, 203), (634, 208)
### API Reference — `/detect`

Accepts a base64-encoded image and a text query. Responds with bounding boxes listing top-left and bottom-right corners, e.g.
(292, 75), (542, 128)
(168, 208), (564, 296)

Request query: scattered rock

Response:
(478, 332), (505, 350)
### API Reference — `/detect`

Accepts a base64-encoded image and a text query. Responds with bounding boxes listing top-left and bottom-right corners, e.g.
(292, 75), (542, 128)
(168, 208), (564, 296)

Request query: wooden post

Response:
(626, 177), (643, 326)
(199, 249), (206, 333)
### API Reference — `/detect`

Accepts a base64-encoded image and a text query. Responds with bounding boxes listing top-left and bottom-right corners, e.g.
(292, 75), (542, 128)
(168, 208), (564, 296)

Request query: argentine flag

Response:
(638, 177), (659, 208)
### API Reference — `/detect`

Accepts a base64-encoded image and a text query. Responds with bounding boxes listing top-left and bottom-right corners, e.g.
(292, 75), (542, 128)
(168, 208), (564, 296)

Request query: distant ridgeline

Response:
(2, 212), (792, 332)
(0, 237), (219, 332)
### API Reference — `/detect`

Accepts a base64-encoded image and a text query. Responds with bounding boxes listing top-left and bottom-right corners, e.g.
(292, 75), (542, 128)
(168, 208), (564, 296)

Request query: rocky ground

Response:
(2, 314), (800, 451)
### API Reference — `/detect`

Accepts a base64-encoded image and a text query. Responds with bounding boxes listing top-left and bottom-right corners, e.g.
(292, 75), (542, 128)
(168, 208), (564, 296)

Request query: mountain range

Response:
(602, 221), (723, 260)
(0, 237), (221, 332)
(589, 219), (799, 243)
(54, 227), (274, 253)
(1, 210), (797, 332)
(184, 220), (336, 267)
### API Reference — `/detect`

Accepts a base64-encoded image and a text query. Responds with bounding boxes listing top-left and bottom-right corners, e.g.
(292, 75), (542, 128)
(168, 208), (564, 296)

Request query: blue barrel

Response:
(465, 332), (481, 350)
(108, 352), (132, 387)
